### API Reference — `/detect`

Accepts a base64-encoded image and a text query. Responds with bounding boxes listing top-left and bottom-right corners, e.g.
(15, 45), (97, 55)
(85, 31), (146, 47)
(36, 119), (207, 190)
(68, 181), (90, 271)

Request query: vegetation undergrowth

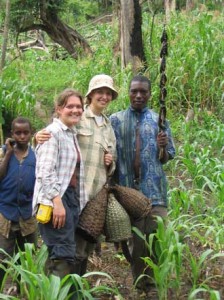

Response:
(0, 243), (122, 300)
(1, 9), (223, 131)
(0, 5), (223, 300)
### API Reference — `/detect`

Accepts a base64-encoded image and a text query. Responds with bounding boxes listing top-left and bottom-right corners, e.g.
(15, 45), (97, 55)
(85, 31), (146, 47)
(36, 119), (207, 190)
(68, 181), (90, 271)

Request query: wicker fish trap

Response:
(104, 193), (132, 243)
(76, 185), (109, 243)
(109, 185), (152, 220)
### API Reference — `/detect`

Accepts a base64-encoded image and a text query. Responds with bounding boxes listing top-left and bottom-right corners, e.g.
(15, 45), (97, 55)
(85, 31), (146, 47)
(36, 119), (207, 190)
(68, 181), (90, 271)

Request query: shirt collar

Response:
(84, 105), (110, 124)
(130, 106), (148, 113)
(53, 118), (77, 134)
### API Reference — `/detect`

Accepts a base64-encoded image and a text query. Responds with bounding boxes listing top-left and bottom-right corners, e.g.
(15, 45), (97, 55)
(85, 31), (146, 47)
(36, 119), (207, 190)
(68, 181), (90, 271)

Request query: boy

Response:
(0, 117), (37, 288)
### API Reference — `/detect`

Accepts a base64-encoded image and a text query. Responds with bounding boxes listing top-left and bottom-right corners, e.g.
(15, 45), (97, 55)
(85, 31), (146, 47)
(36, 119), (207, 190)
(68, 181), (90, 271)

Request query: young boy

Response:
(0, 117), (37, 287)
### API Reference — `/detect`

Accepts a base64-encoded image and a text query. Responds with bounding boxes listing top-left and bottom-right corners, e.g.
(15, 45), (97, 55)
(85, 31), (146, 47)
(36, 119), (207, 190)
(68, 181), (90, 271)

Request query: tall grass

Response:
(167, 113), (224, 298)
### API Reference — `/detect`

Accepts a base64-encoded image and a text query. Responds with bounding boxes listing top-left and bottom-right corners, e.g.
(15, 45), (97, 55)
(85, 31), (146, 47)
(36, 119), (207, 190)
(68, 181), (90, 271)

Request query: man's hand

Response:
(0, 139), (15, 179)
(157, 132), (169, 163)
(157, 131), (168, 148)
(5, 138), (15, 152)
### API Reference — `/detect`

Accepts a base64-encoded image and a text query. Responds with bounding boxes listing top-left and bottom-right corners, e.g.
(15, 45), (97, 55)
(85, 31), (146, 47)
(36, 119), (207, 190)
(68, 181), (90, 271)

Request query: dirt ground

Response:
(3, 241), (224, 299)
(87, 242), (139, 300)
(87, 242), (224, 300)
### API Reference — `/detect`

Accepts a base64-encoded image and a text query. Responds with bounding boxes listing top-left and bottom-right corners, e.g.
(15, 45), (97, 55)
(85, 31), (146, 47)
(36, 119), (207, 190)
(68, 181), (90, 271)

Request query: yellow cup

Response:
(36, 204), (53, 224)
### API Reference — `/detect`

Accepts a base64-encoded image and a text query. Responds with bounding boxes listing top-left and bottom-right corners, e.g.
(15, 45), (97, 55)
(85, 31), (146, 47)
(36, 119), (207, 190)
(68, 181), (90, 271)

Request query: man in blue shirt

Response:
(110, 75), (175, 296)
(0, 117), (37, 289)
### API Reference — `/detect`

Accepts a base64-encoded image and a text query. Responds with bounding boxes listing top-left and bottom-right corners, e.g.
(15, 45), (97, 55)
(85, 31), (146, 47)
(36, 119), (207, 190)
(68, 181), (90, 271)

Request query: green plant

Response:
(133, 217), (186, 299)
(0, 244), (122, 300)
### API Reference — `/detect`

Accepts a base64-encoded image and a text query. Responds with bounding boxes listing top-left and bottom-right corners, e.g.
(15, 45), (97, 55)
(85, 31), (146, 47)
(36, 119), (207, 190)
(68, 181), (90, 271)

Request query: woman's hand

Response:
(52, 196), (66, 229)
(104, 153), (113, 166)
(36, 129), (51, 144)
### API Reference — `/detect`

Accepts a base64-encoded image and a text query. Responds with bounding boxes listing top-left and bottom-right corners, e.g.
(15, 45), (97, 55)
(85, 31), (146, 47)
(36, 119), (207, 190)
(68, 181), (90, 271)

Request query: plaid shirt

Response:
(33, 118), (88, 213)
(77, 106), (116, 200)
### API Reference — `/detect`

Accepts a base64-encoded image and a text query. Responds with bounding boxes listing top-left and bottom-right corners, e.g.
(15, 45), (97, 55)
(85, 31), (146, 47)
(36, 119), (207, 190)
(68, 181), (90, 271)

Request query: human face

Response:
(12, 123), (32, 146)
(57, 95), (83, 128)
(89, 87), (113, 114)
(129, 81), (151, 111)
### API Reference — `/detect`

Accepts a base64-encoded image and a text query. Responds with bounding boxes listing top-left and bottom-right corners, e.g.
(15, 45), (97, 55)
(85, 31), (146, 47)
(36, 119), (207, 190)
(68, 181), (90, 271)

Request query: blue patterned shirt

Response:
(110, 107), (175, 206)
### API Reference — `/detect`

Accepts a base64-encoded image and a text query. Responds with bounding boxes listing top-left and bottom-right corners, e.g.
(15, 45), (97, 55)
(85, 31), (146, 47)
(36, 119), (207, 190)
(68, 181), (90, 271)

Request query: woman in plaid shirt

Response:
(33, 89), (88, 282)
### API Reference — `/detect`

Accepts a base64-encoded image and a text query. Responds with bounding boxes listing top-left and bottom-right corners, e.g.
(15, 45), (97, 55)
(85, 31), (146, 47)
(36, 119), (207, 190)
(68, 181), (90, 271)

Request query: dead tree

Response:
(119, 0), (146, 72)
(0, 0), (11, 73)
(15, 0), (92, 59)
(164, 0), (176, 22)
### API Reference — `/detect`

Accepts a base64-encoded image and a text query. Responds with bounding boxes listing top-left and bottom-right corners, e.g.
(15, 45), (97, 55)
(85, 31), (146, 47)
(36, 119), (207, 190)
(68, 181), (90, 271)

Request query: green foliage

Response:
(7, 0), (112, 32)
(0, 243), (122, 299)
(163, 113), (223, 298)
(142, 10), (224, 115)
(0, 74), (36, 136)
(65, 0), (99, 23)
(134, 216), (185, 299)
(1, 9), (223, 130)
(0, 5), (223, 299)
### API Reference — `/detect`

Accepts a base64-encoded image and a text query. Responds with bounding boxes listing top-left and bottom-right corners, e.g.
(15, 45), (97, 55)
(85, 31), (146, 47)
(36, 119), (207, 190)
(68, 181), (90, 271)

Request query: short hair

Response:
(54, 88), (84, 116)
(129, 75), (151, 91)
(11, 117), (32, 131)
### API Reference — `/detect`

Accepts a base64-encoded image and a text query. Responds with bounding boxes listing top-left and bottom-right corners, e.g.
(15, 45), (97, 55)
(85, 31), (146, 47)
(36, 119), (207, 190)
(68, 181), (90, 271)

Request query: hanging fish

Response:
(158, 26), (168, 159)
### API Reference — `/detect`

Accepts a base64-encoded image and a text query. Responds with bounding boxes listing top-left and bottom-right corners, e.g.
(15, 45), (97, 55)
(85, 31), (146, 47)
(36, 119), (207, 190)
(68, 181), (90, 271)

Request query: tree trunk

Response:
(0, 0), (11, 145)
(18, 39), (46, 51)
(18, 0), (92, 59)
(170, 0), (176, 11)
(0, 0), (10, 73)
(164, 0), (176, 22)
(186, 0), (194, 11)
(119, 0), (146, 72)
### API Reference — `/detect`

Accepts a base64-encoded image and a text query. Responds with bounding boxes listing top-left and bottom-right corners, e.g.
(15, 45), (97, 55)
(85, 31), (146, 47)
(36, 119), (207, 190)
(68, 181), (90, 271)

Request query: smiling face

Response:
(57, 95), (83, 128)
(129, 80), (151, 111)
(89, 87), (113, 115)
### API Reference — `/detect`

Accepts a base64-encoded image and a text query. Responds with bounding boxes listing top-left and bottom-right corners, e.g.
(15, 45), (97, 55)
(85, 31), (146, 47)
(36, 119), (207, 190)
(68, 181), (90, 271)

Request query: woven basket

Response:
(76, 185), (109, 243)
(109, 185), (152, 220)
(104, 193), (132, 243)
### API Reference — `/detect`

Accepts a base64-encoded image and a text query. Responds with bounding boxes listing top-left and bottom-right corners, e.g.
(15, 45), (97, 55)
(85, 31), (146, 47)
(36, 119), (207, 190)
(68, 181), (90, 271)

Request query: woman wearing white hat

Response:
(35, 74), (118, 276)
(79, 74), (117, 201)
(74, 74), (117, 275)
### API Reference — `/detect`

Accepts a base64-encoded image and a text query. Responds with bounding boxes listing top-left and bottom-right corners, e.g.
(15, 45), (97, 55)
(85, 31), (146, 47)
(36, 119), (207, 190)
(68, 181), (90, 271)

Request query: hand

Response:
(5, 138), (15, 151)
(104, 153), (113, 166)
(52, 196), (66, 229)
(36, 129), (51, 144)
(157, 131), (168, 148)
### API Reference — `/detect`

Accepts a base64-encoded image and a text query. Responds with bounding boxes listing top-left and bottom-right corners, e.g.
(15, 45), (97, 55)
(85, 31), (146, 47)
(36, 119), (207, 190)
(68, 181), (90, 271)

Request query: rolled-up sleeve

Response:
(107, 126), (117, 176)
(35, 135), (61, 200)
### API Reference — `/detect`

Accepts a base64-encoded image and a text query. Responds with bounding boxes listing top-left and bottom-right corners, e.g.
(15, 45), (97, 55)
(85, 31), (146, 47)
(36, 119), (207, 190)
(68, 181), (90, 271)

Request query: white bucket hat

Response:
(86, 74), (118, 100)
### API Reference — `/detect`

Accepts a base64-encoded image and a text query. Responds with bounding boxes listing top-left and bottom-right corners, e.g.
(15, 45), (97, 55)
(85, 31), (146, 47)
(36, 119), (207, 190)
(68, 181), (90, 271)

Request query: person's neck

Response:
(89, 104), (102, 116)
(16, 144), (29, 152)
(130, 106), (147, 113)
(14, 144), (29, 160)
